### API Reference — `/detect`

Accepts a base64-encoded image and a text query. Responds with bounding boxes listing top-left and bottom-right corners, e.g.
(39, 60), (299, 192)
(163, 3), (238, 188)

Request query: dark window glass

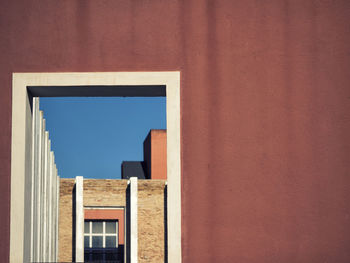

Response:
(106, 236), (116, 247)
(92, 253), (103, 261)
(84, 236), (90, 248)
(92, 236), (103, 248)
(84, 220), (121, 262)
(106, 221), (116, 233)
(105, 252), (118, 261)
(84, 221), (89, 233)
(92, 221), (103, 233)
(84, 253), (91, 262)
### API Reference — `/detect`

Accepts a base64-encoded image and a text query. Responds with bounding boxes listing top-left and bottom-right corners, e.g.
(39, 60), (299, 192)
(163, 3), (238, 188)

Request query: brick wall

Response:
(138, 180), (166, 263)
(58, 178), (166, 262)
(83, 179), (129, 207)
(58, 178), (75, 262)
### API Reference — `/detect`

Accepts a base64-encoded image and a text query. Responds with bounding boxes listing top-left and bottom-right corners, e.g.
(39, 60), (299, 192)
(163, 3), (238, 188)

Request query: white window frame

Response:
(84, 220), (119, 248)
(10, 72), (181, 263)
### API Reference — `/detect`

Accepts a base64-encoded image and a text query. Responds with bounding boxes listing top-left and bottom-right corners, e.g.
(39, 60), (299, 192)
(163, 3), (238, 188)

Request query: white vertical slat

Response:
(42, 131), (49, 261)
(50, 159), (56, 262)
(56, 174), (60, 262)
(75, 176), (84, 262)
(39, 116), (46, 262)
(28, 98), (61, 261)
(130, 177), (138, 263)
(30, 97), (39, 261)
(47, 150), (53, 262)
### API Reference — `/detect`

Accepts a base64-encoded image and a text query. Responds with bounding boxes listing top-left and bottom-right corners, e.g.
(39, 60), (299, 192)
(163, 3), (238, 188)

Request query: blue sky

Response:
(39, 97), (166, 179)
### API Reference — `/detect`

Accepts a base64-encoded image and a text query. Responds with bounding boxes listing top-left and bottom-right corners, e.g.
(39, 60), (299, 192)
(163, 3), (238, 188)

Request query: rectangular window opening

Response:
(10, 72), (181, 263)
(84, 220), (120, 262)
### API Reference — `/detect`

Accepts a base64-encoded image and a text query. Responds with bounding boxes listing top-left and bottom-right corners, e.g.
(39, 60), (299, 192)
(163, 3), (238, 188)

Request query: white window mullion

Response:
(103, 222), (106, 248)
(89, 221), (92, 248)
(116, 221), (118, 248)
(84, 220), (119, 250)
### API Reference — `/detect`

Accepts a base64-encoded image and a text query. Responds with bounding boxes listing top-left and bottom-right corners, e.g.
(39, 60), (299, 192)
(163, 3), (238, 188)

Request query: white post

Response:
(31, 98), (41, 262)
(40, 128), (48, 261)
(47, 151), (53, 262)
(36, 113), (44, 262)
(30, 97), (37, 262)
(50, 160), (56, 262)
(45, 136), (51, 261)
(56, 174), (60, 262)
(75, 176), (84, 262)
(31, 106), (61, 262)
(130, 177), (138, 263)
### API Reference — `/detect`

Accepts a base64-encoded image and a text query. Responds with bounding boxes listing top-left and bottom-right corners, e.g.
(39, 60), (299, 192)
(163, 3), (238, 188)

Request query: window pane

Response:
(105, 236), (116, 247)
(92, 253), (103, 261)
(106, 221), (116, 233)
(84, 236), (90, 248)
(105, 252), (118, 261)
(84, 253), (91, 262)
(92, 221), (103, 233)
(92, 236), (103, 248)
(84, 221), (90, 234)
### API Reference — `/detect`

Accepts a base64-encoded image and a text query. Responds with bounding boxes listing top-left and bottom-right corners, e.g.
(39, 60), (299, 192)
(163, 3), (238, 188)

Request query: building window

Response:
(84, 220), (121, 262)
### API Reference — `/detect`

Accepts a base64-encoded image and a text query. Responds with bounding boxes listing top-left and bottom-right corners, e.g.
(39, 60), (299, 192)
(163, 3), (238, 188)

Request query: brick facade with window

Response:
(58, 179), (166, 262)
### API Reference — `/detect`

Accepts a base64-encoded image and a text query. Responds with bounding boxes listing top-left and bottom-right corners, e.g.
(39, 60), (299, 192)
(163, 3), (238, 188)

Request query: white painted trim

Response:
(130, 177), (138, 263)
(56, 175), (60, 262)
(84, 206), (125, 210)
(10, 72), (181, 263)
(75, 176), (84, 262)
(30, 98), (39, 262)
(89, 221), (92, 248)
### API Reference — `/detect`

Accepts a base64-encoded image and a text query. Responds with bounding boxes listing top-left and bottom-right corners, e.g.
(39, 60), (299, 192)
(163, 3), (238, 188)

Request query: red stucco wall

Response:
(150, 130), (167, 180)
(144, 130), (167, 180)
(1, 1), (350, 262)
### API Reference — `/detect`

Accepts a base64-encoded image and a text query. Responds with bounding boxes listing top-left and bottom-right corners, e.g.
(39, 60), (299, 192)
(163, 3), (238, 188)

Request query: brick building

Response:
(58, 130), (167, 262)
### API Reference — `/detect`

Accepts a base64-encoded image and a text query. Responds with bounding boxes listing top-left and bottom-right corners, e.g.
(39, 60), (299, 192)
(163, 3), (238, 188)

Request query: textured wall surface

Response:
(151, 131), (167, 180)
(144, 130), (167, 180)
(138, 180), (166, 263)
(84, 179), (129, 207)
(58, 179), (75, 262)
(2, 1), (350, 262)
